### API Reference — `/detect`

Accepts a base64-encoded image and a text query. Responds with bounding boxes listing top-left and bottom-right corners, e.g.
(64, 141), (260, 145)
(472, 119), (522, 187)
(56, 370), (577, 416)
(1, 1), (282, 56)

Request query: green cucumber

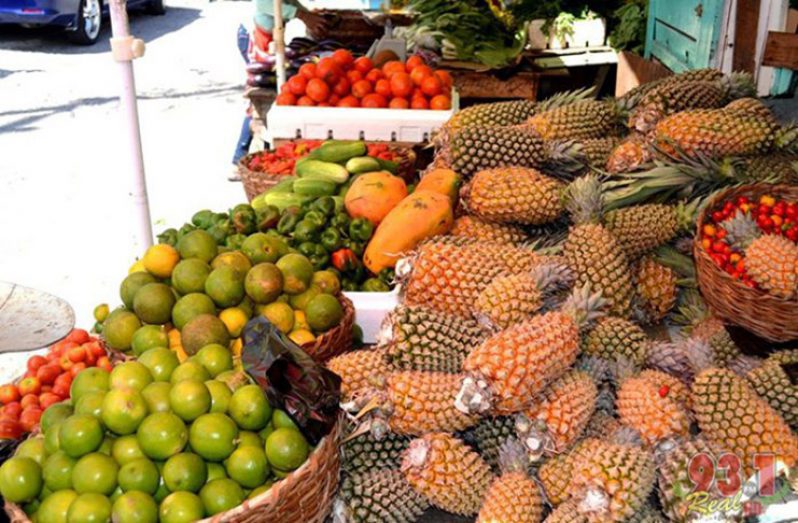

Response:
(261, 192), (315, 212)
(345, 156), (381, 174)
(268, 176), (297, 193)
(293, 178), (337, 197)
(312, 141), (367, 163)
(295, 160), (349, 183)
(376, 157), (399, 174)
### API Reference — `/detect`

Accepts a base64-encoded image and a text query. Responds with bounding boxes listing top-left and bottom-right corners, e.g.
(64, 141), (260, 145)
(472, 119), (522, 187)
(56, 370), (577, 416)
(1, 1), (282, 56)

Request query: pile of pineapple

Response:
(327, 69), (798, 523)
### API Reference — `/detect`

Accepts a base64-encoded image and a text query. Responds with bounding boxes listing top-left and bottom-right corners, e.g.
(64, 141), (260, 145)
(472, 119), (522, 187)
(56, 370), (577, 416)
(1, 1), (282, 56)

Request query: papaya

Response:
(415, 168), (461, 206)
(344, 171), (408, 225)
(363, 190), (454, 274)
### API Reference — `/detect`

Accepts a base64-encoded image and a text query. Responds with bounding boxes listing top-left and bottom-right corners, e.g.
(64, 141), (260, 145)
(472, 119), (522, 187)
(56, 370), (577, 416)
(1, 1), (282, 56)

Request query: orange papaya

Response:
(415, 168), (461, 206)
(344, 171), (408, 225)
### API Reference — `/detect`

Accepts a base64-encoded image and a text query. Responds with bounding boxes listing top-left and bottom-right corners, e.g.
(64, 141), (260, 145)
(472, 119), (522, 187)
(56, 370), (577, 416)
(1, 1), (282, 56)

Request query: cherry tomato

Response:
(0, 384), (20, 405)
(19, 408), (42, 432)
(26, 356), (47, 374)
(36, 365), (60, 386)
(1, 402), (22, 420)
(20, 394), (39, 410)
(67, 347), (86, 363)
(65, 329), (90, 345)
(760, 195), (776, 207)
(18, 377), (41, 397)
(70, 362), (87, 378)
(96, 357), (113, 373)
(0, 419), (24, 440)
(39, 393), (62, 411)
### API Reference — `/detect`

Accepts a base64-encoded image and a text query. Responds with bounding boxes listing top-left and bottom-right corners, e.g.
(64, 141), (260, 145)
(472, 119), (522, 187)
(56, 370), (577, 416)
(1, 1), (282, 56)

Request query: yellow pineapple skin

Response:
(583, 317), (649, 366)
(616, 370), (691, 446)
(463, 311), (580, 414)
(525, 370), (597, 452)
(477, 471), (544, 523)
(525, 100), (623, 141)
(634, 257), (678, 323)
(606, 134), (652, 174)
(747, 349), (798, 429)
(451, 215), (529, 245)
(464, 167), (565, 226)
(326, 347), (391, 400)
(475, 273), (545, 329)
(744, 234), (798, 299)
(539, 452), (576, 507)
(402, 433), (494, 516)
(604, 204), (679, 260)
(387, 371), (479, 435)
(692, 367), (798, 476)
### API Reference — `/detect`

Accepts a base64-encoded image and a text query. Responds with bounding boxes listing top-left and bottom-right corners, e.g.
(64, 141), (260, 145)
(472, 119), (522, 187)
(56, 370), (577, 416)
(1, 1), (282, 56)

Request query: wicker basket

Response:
(301, 294), (355, 363)
(694, 183), (798, 342)
(4, 415), (344, 523)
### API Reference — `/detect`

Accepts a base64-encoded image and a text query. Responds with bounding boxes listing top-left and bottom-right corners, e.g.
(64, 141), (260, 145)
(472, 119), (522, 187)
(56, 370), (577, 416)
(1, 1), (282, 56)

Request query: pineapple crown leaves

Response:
(609, 355), (640, 386)
(576, 355), (611, 385)
(536, 87), (596, 114)
(774, 123), (798, 153)
(497, 437), (533, 475)
(721, 71), (757, 100)
(727, 354), (764, 377)
(563, 174), (605, 224)
(683, 336), (715, 375)
(528, 260), (575, 295)
(721, 209), (761, 249)
(560, 284), (608, 332)
(669, 288), (709, 329)
(609, 425), (645, 448)
(544, 140), (589, 179)
(646, 341), (695, 384)
(652, 244), (697, 281)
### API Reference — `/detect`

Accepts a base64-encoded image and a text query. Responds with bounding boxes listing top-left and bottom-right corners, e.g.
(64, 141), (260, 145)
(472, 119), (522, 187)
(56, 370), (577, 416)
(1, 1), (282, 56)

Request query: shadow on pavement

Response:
(0, 4), (201, 55)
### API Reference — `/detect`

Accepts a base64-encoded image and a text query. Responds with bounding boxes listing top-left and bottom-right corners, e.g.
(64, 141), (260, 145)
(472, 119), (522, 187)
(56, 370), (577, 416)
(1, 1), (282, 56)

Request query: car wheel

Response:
(147, 0), (166, 16)
(68, 0), (102, 45)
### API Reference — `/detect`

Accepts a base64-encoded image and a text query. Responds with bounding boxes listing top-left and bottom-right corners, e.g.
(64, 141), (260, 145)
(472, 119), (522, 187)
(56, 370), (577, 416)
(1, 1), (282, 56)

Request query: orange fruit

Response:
(361, 93), (387, 108)
(430, 94), (452, 110)
(382, 60), (405, 78)
(331, 49), (354, 69)
(305, 78), (330, 103)
(390, 73), (413, 98)
(410, 65), (433, 86)
(421, 76), (444, 97)
(298, 63), (316, 80)
(389, 98), (409, 110)
(353, 56), (373, 74)
(286, 75), (307, 96)
(351, 79), (373, 99)
(275, 93), (296, 106)
(374, 79), (391, 98)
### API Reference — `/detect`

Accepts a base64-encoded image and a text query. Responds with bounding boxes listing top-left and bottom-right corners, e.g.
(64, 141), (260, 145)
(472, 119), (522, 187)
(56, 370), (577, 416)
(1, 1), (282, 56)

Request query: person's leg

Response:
(229, 115), (253, 181)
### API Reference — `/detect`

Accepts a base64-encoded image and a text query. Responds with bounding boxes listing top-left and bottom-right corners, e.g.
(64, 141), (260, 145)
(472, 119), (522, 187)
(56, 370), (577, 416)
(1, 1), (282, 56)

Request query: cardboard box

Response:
(615, 51), (673, 97)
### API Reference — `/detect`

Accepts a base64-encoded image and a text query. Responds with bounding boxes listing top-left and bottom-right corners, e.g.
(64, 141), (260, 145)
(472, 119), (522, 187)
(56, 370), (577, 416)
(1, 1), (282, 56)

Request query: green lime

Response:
(40, 403), (73, 435)
(130, 325), (169, 357)
(205, 380), (232, 414)
(132, 283), (176, 325)
(270, 409), (298, 431)
(236, 431), (262, 448)
(260, 302), (294, 333)
(72, 453), (118, 495)
(16, 437), (47, 466)
(189, 413), (238, 462)
(211, 251), (252, 276)
(228, 385), (271, 431)
(110, 362), (153, 392)
(141, 382), (172, 414)
(59, 414), (103, 458)
(171, 293), (216, 331)
(104, 310), (142, 351)
(272, 468), (291, 479)
(110, 486), (124, 503)
(288, 285), (321, 311)
(241, 233), (283, 265)
(171, 258), (211, 295)
(305, 294), (343, 332)
(136, 413), (188, 461)
(311, 270), (340, 295)
(265, 428), (309, 471)
(169, 360), (210, 384)
(111, 491), (158, 523)
(111, 435), (145, 466)
(258, 423), (275, 443)
(74, 391), (105, 419)
(44, 422), (62, 455)
(247, 481), (273, 500)
(195, 344), (233, 377)
(66, 493), (112, 523)
(101, 388), (148, 435)
(177, 229), (218, 263)
(120, 272), (158, 310)
(0, 457), (42, 503)
(118, 458), (159, 495)
(276, 253), (314, 295)
(37, 489), (78, 523)
(42, 451), (76, 491)
(153, 474), (171, 504)
(98, 436), (114, 456)
(169, 380), (211, 422)
(138, 348), (179, 382)
(206, 462), (227, 482)
(199, 478), (244, 516)
(159, 491), (205, 523)
(205, 266), (245, 308)
(70, 368), (110, 404)
(225, 446), (269, 488)
(163, 453), (207, 493)
(22, 498), (40, 517)
(244, 263), (284, 304)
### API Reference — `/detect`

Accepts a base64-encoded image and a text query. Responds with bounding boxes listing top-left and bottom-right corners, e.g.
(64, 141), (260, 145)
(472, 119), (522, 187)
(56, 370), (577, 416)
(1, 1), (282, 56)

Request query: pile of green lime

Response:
(0, 361), (311, 522)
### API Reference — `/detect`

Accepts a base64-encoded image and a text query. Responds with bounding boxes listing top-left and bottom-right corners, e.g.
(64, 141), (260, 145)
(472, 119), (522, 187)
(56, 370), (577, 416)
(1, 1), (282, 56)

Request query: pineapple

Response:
(476, 439), (544, 523)
(606, 133), (653, 173)
(460, 415), (517, 472)
(457, 285), (605, 415)
(692, 366), (798, 476)
(722, 210), (798, 299)
(618, 68), (724, 110)
(341, 430), (410, 475)
(582, 410), (622, 441)
(739, 154), (798, 183)
(724, 96), (776, 120)
(525, 100), (627, 141)
(747, 349), (798, 430)
(563, 175), (635, 317)
(577, 137), (622, 168)
(538, 451), (578, 506)
(475, 261), (574, 330)
(380, 305), (484, 373)
(401, 432), (494, 515)
(646, 341), (694, 384)
(520, 368), (598, 454)
(449, 126), (548, 178)
(674, 290), (742, 367)
(657, 437), (722, 522)
(582, 317), (650, 367)
(447, 99), (539, 129)
(450, 215), (529, 245)
(633, 256), (678, 323)
(544, 500), (664, 523)
(400, 239), (546, 317)
(334, 468), (429, 523)
(461, 167), (565, 225)
(603, 204), (682, 260)
(326, 347), (392, 400)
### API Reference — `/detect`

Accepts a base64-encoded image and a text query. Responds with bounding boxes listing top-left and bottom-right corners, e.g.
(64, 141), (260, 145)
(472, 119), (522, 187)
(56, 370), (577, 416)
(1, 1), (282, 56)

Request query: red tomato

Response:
(65, 329), (90, 345)
(287, 75), (308, 96)
(26, 355), (47, 374)
(1, 402), (22, 420)
(351, 79), (373, 99)
(0, 384), (20, 405)
(410, 65), (433, 86)
(67, 346), (87, 363)
(390, 73), (413, 98)
(275, 92), (297, 106)
(70, 362), (87, 378)
(297, 96), (315, 107)
(389, 97), (409, 109)
(328, 94), (341, 105)
(18, 378), (41, 397)
(405, 55), (425, 72)
(316, 57), (342, 83)
(298, 63), (317, 80)
(382, 61), (405, 79)
(36, 365), (60, 385)
(59, 355), (73, 371)
(331, 49), (354, 69)
(96, 357), (113, 373)
(306, 78), (330, 103)
(410, 97), (429, 110)
(279, 83), (291, 94)
(0, 420), (23, 440)
(353, 56), (373, 74)
(338, 95), (360, 107)
(421, 76), (443, 97)
(365, 69), (383, 83)
(84, 341), (106, 359)
(332, 77), (351, 97)
(374, 79), (392, 98)
(346, 70), (364, 84)
(429, 94), (452, 110)
(434, 70), (453, 88)
(361, 93), (388, 108)
(39, 393), (62, 411)
(20, 394), (39, 410)
(19, 408), (42, 432)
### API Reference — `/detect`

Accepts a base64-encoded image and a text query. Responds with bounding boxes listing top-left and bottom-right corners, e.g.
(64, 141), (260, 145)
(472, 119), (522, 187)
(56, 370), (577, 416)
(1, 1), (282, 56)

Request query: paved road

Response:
(0, 0), (255, 369)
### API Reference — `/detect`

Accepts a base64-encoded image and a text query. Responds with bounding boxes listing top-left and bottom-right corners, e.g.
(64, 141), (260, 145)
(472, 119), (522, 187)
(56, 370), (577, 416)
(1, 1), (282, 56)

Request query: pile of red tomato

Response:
(245, 140), (323, 174)
(0, 329), (109, 440)
(276, 50), (453, 110)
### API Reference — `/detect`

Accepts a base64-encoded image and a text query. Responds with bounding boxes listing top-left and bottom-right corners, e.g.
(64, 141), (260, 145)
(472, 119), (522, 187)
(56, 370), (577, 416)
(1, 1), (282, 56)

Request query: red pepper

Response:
(331, 248), (358, 272)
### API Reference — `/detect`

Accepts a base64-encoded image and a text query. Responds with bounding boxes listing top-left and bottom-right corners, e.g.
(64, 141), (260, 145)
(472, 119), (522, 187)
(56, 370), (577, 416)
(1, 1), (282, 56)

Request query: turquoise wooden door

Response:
(645, 0), (725, 72)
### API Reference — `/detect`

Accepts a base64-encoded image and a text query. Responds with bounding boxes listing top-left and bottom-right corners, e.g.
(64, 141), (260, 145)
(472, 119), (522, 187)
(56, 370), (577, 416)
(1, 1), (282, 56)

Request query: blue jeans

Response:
(233, 115), (253, 165)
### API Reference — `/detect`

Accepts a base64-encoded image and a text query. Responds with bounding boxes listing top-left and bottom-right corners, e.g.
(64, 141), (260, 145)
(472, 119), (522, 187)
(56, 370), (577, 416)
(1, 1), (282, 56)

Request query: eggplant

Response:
(253, 74), (276, 87)
(246, 62), (271, 74)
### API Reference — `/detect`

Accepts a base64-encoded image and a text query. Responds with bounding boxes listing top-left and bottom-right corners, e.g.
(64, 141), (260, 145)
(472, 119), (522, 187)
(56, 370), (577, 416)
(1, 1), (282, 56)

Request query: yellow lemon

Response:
(129, 259), (147, 274)
(142, 244), (180, 278)
(261, 302), (294, 334)
(93, 303), (110, 323)
(289, 329), (315, 346)
(293, 311), (309, 331)
(219, 308), (248, 338)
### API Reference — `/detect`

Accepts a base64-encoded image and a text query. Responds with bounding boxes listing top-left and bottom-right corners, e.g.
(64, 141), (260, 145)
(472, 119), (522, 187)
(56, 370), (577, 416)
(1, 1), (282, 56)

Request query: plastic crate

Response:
(343, 288), (399, 344)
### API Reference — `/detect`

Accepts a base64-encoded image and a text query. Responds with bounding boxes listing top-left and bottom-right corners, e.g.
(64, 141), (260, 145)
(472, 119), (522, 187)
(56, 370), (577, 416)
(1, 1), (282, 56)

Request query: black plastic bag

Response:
(242, 316), (341, 446)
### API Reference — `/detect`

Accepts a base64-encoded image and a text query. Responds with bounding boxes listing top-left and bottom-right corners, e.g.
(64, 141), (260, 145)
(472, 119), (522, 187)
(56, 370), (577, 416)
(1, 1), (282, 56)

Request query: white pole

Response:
(108, 0), (153, 251)
(274, 0), (287, 90)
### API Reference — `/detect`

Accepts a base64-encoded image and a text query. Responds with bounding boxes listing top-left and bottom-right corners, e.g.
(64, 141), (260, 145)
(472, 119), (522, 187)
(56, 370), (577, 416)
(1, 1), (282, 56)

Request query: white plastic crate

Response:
(344, 288), (399, 344)
(265, 93), (458, 144)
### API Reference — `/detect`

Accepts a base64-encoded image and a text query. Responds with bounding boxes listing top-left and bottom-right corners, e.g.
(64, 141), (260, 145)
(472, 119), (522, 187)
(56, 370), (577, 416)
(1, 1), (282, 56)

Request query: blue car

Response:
(0, 0), (165, 45)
